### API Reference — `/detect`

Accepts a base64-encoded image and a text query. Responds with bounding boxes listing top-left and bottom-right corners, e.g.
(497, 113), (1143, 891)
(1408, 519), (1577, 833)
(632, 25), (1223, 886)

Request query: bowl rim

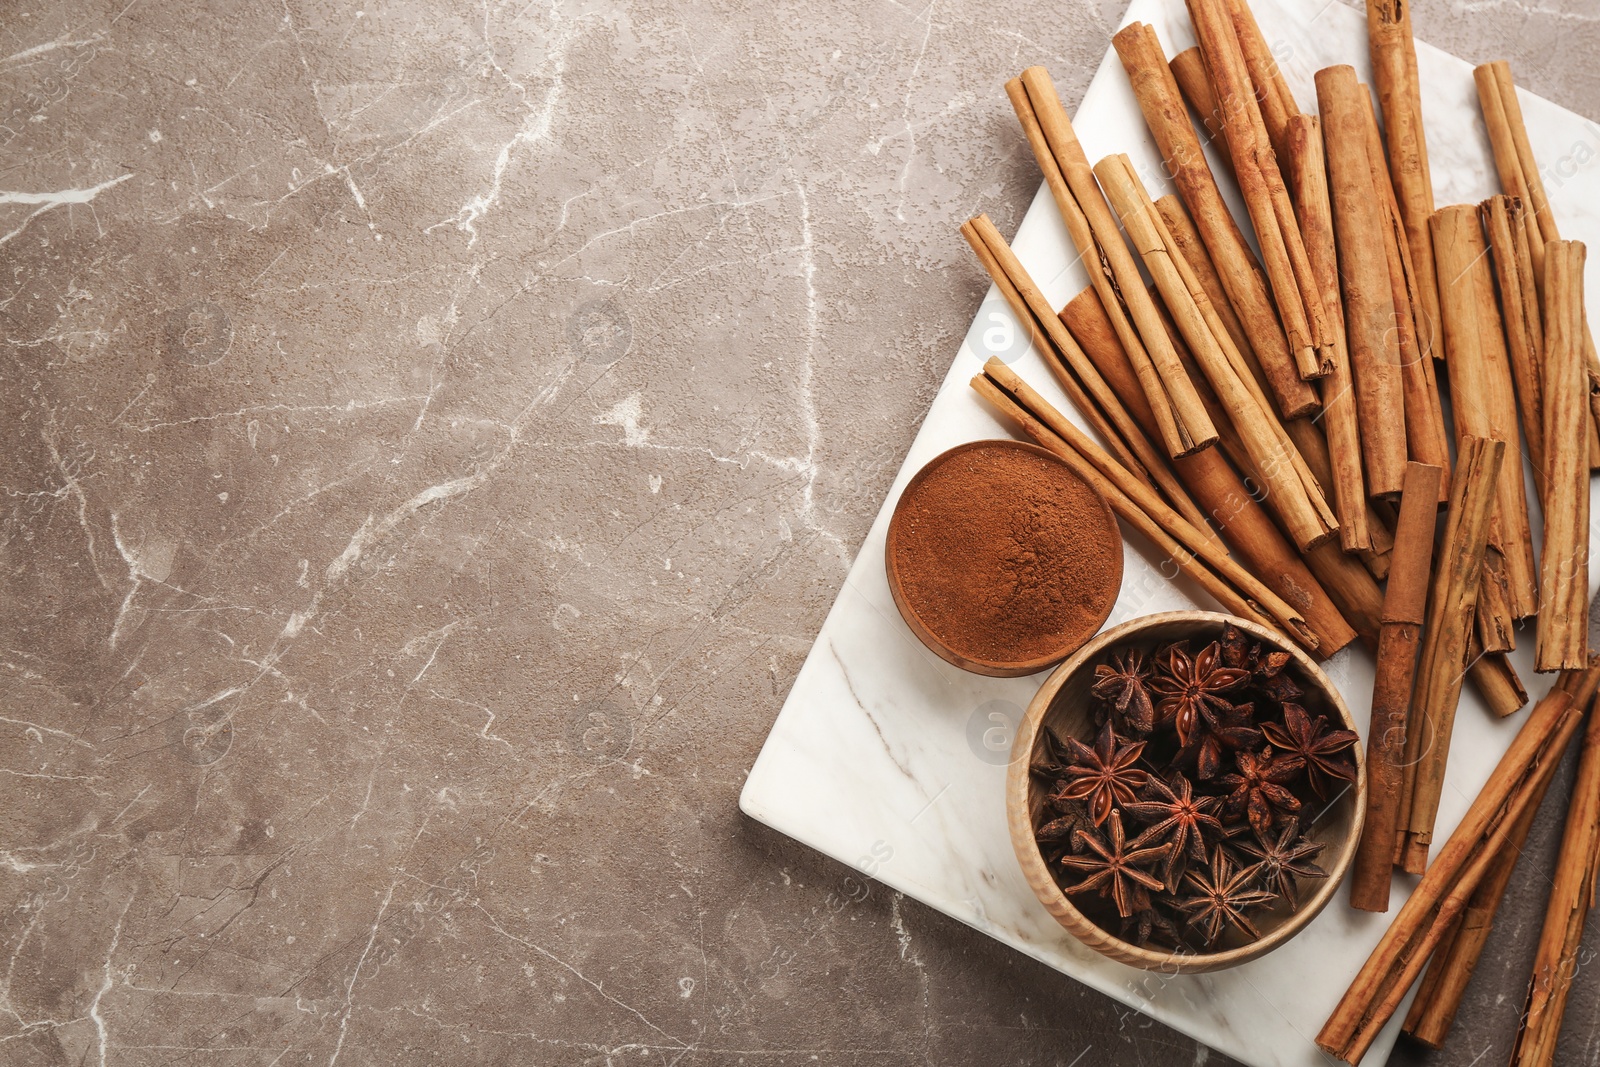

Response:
(884, 438), (1123, 678)
(1005, 609), (1367, 972)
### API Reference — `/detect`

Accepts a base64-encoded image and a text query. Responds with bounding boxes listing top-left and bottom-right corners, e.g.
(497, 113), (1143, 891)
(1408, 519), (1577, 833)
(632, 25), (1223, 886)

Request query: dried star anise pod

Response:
(1120, 900), (1182, 947)
(1235, 819), (1327, 911)
(1174, 700), (1262, 781)
(1060, 811), (1172, 918)
(1151, 641), (1250, 747)
(1052, 721), (1150, 826)
(1260, 703), (1359, 799)
(1123, 774), (1224, 890)
(1219, 747), (1306, 837)
(1218, 624), (1303, 704)
(1029, 725), (1074, 783)
(1036, 803), (1095, 856)
(1173, 845), (1276, 946)
(1092, 648), (1157, 735)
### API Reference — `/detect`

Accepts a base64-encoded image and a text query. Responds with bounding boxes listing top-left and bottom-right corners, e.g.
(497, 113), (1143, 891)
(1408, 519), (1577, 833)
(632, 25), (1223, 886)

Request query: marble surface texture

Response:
(5, 0), (1600, 1065)
(741, 0), (1600, 1063)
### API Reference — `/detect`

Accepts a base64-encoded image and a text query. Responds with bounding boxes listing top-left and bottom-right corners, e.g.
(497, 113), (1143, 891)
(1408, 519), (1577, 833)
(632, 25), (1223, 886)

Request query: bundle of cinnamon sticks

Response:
(955, 0), (1599, 1061)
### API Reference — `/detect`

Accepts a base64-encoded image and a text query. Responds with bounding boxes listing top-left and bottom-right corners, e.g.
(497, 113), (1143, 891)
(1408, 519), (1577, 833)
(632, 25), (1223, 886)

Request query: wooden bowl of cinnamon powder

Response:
(886, 439), (1123, 677)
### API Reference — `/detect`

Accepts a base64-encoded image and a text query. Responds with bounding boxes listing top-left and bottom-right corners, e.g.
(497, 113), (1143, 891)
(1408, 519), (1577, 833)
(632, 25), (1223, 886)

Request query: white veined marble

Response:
(741, 0), (1600, 1062)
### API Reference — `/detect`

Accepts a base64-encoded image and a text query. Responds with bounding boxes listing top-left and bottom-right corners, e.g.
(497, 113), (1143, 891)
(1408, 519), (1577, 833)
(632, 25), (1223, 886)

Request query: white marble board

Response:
(740, 0), (1600, 1062)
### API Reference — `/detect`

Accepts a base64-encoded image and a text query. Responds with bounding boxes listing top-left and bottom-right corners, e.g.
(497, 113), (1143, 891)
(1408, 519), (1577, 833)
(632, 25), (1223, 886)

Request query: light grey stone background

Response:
(2, 0), (1598, 1063)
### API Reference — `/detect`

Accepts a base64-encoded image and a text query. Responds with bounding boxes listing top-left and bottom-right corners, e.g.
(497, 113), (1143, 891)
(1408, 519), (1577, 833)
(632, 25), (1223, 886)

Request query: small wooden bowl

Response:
(1006, 611), (1366, 972)
(886, 439), (1122, 678)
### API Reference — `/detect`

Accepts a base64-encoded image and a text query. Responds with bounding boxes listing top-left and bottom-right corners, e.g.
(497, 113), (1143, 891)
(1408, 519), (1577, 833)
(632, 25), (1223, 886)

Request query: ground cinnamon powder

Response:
(889, 442), (1122, 669)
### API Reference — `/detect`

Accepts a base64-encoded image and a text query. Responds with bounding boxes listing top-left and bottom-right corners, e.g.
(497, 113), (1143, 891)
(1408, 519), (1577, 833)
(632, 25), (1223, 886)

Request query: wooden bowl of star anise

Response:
(1006, 611), (1365, 972)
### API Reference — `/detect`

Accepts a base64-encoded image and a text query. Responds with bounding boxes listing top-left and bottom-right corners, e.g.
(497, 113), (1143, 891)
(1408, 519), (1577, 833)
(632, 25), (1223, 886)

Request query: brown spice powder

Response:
(890, 442), (1122, 669)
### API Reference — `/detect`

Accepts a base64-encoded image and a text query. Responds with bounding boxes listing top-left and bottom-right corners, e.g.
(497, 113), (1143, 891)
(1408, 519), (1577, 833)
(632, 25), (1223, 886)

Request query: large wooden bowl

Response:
(1006, 611), (1366, 972)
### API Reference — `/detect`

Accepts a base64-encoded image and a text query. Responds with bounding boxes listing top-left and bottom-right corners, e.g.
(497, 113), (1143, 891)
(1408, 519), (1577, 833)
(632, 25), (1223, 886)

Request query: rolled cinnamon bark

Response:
(1316, 66), (1408, 498)
(1366, 0), (1442, 365)
(1114, 23), (1320, 417)
(1398, 435), (1505, 873)
(1222, 0), (1300, 160)
(972, 359), (1319, 650)
(1509, 679), (1600, 1067)
(1483, 195), (1547, 501)
(1007, 70), (1218, 458)
(1160, 189), (1397, 558)
(1537, 240), (1591, 672)
(1284, 115), (1369, 549)
(1095, 153), (1338, 550)
(1169, 47), (1233, 174)
(1184, 0), (1331, 380)
(1358, 92), (1452, 495)
(1432, 204), (1540, 623)
(1351, 461), (1442, 912)
(1061, 286), (1355, 655)
(1476, 60), (1600, 467)
(1472, 644), (1529, 718)
(960, 215), (1220, 545)
(1153, 196), (1261, 392)
(1476, 549), (1517, 654)
(1321, 663), (1600, 1065)
(1403, 737), (1561, 1045)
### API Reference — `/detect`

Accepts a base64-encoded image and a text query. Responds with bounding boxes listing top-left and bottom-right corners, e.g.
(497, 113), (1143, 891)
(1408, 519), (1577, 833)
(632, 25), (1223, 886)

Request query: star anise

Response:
(1051, 721), (1150, 825)
(1123, 774), (1224, 890)
(1173, 845), (1276, 946)
(1235, 819), (1327, 910)
(1260, 703), (1359, 799)
(1151, 641), (1249, 746)
(1092, 648), (1157, 735)
(1060, 811), (1172, 918)
(1120, 901), (1182, 947)
(1219, 624), (1303, 704)
(1218, 747), (1305, 837)
(1174, 700), (1262, 780)
(1036, 803), (1095, 856)
(1029, 725), (1074, 783)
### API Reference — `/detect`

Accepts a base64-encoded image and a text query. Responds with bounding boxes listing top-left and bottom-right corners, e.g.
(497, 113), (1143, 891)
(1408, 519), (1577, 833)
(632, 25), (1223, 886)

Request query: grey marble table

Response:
(3, 0), (1599, 1063)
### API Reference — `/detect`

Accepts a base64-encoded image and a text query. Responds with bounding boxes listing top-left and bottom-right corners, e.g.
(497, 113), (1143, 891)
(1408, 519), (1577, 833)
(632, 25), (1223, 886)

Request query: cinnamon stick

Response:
(959, 215), (1221, 544)
(1509, 680), (1600, 1067)
(1114, 23), (1321, 417)
(1476, 550), (1517, 654)
(1316, 66), (1408, 498)
(1483, 195), (1547, 501)
(1160, 189), (1397, 559)
(972, 359), (1319, 650)
(1094, 153), (1338, 550)
(1272, 493), (1523, 718)
(1365, 0), (1442, 365)
(1537, 240), (1591, 672)
(1351, 461), (1442, 912)
(1152, 196), (1260, 394)
(1284, 115), (1369, 549)
(1359, 92), (1453, 493)
(1318, 662), (1600, 1065)
(1169, 47), (1234, 178)
(1432, 204), (1539, 623)
(1477, 62), (1557, 253)
(1061, 287), (1356, 655)
(1221, 0), (1299, 160)
(1471, 639), (1529, 719)
(1476, 60), (1600, 467)
(1397, 435), (1505, 874)
(1183, 0), (1331, 380)
(1403, 727), (1562, 1046)
(1007, 70), (1219, 458)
